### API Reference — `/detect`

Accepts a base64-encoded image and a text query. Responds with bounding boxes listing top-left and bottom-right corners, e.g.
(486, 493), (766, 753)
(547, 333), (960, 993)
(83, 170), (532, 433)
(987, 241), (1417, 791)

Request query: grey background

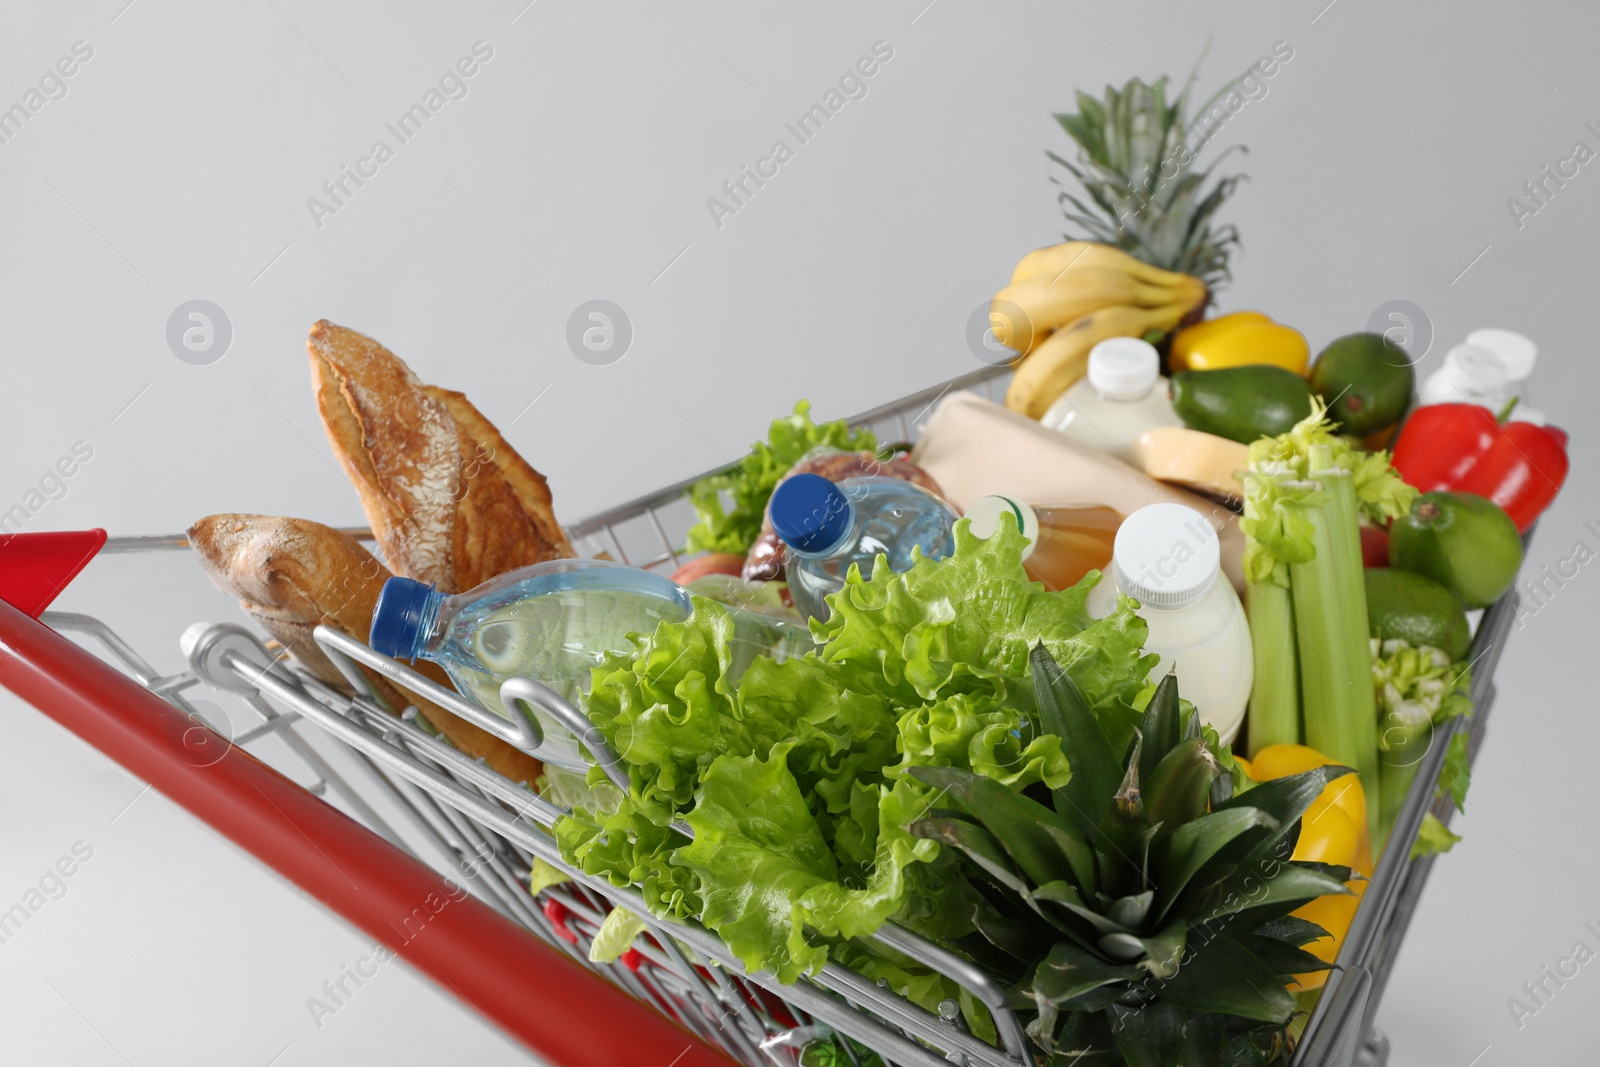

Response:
(1, 0), (1596, 1064)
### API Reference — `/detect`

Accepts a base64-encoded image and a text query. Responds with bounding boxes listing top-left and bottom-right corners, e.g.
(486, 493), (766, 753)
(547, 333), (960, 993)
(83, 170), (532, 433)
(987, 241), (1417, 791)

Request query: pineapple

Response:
(1049, 73), (1243, 291)
(908, 647), (1351, 1065)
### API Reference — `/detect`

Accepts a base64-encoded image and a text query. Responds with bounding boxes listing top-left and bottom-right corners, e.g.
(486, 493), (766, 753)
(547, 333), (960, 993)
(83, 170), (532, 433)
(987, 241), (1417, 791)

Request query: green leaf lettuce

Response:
(684, 400), (878, 556)
(556, 514), (1158, 988)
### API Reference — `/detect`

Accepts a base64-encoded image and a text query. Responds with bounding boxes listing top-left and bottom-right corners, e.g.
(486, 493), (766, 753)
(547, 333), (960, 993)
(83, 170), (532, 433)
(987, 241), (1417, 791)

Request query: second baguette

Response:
(188, 513), (545, 785)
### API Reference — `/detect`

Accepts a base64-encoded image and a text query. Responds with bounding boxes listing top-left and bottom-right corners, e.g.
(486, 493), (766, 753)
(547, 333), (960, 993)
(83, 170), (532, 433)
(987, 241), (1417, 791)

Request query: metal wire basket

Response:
(7, 365), (1518, 1067)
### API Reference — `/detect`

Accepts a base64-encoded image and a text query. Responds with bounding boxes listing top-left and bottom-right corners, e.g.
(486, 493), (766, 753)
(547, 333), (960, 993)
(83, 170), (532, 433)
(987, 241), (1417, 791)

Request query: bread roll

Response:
(306, 320), (571, 593)
(188, 513), (545, 784)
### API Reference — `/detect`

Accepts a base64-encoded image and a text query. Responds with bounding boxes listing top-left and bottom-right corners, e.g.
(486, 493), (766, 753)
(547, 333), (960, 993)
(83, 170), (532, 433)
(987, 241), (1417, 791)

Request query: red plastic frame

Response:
(0, 594), (732, 1067)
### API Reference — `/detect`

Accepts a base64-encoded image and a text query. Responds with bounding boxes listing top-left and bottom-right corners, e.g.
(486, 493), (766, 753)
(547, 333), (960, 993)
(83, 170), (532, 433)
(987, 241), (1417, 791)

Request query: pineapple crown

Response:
(908, 646), (1352, 1064)
(1049, 68), (1246, 291)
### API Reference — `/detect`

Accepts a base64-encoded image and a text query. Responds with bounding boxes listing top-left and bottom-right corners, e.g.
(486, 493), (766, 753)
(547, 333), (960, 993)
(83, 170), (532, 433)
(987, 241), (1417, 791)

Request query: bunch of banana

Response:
(994, 242), (1208, 419)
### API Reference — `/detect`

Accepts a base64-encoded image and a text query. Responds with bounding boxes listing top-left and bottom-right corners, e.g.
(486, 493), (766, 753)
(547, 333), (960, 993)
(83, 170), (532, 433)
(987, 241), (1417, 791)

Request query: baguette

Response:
(306, 320), (571, 593)
(187, 513), (545, 785)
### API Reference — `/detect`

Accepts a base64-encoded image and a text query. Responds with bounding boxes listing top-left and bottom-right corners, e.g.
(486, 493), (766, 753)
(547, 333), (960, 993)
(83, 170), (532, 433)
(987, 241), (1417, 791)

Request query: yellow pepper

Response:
(1169, 311), (1310, 374)
(1243, 744), (1372, 992)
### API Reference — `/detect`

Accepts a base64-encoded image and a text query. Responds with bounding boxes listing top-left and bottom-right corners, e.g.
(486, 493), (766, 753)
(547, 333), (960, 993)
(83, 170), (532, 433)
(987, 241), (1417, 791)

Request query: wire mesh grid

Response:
(34, 362), (1520, 1067)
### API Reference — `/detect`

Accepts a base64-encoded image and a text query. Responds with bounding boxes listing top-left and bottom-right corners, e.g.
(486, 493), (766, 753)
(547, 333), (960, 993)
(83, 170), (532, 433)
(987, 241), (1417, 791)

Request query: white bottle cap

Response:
(1087, 337), (1161, 401)
(965, 495), (1039, 559)
(1465, 328), (1537, 383)
(1111, 502), (1220, 610)
(1443, 343), (1509, 389)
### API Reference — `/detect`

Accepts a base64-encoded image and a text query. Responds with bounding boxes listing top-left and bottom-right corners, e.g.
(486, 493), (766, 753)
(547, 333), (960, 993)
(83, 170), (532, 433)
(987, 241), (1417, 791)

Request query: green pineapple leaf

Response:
(1136, 672), (1183, 783)
(907, 815), (1027, 896)
(907, 765), (1095, 892)
(1029, 939), (1143, 1005)
(1047, 68), (1246, 289)
(1156, 935), (1297, 1023)
(1240, 933), (1335, 978)
(1188, 864), (1352, 926)
(1030, 643), (1122, 838)
(1106, 998), (1186, 1067)
(1252, 914), (1332, 948)
(1151, 807), (1279, 921)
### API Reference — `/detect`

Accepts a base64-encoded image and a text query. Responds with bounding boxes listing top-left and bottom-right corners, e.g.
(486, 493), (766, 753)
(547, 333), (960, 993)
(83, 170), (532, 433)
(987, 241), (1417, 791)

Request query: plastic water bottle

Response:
(1465, 327), (1544, 424)
(1417, 343), (1510, 411)
(369, 559), (812, 768)
(768, 473), (959, 622)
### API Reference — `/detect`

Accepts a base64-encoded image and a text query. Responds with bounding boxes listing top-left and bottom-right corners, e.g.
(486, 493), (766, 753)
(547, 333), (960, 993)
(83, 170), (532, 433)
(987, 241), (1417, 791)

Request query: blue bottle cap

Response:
(369, 575), (435, 660)
(769, 473), (852, 554)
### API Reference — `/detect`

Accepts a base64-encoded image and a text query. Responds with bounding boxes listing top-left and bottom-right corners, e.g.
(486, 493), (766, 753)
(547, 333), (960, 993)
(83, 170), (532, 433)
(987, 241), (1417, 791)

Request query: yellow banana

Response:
(992, 269), (1182, 347)
(1010, 241), (1200, 296)
(1004, 302), (1193, 420)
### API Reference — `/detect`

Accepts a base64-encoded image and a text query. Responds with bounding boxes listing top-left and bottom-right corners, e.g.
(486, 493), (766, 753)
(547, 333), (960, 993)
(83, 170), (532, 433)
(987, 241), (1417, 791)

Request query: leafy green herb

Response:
(684, 400), (877, 555)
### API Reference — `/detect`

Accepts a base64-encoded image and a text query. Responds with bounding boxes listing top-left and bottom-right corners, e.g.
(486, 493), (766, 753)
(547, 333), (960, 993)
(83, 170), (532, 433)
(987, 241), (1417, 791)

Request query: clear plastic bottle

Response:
(1041, 337), (1182, 456)
(369, 559), (812, 768)
(1086, 502), (1252, 744)
(1417, 343), (1510, 411)
(964, 495), (1121, 591)
(1465, 327), (1543, 424)
(769, 473), (959, 622)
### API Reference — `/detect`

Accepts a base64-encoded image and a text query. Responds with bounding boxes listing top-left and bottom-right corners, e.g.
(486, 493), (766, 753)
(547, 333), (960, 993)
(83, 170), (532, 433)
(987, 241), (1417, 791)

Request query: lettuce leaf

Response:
(1410, 812), (1462, 860)
(557, 512), (1156, 986)
(814, 519), (1156, 722)
(1439, 730), (1471, 813)
(527, 857), (571, 897)
(685, 400), (878, 556)
(588, 907), (648, 964)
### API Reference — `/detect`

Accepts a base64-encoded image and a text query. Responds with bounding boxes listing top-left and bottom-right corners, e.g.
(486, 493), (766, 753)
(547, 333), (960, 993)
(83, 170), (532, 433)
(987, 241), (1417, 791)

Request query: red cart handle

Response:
(0, 592), (732, 1067)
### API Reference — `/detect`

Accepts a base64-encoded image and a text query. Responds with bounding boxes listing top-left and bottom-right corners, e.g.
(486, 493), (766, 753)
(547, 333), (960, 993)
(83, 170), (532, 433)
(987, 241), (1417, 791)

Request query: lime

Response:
(1388, 491), (1523, 609)
(1364, 567), (1472, 659)
(1310, 333), (1414, 435)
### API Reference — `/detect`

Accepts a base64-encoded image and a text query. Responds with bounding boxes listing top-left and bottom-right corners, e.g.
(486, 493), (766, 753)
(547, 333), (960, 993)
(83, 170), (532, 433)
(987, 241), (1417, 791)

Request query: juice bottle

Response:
(964, 495), (1121, 591)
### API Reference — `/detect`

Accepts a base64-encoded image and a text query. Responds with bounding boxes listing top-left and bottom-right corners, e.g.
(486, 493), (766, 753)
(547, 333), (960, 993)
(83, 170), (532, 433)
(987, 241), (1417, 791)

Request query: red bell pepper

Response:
(1391, 403), (1568, 533)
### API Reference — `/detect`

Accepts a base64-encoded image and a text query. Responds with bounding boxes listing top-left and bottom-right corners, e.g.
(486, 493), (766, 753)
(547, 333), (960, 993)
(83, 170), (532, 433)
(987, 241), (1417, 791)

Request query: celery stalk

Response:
(1291, 447), (1380, 838)
(1246, 577), (1301, 755)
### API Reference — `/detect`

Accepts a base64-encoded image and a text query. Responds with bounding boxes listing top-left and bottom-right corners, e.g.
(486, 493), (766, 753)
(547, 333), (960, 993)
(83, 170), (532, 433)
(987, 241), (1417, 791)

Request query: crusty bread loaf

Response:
(306, 320), (571, 593)
(188, 513), (545, 784)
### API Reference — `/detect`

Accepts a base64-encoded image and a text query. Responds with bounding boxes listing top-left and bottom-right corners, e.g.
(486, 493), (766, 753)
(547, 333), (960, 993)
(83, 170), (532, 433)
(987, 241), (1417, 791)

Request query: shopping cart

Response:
(0, 366), (1520, 1067)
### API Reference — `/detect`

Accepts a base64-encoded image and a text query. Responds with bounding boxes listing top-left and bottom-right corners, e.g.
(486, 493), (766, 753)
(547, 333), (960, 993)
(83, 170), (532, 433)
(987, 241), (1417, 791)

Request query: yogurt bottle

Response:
(1042, 337), (1182, 456)
(1086, 503), (1252, 743)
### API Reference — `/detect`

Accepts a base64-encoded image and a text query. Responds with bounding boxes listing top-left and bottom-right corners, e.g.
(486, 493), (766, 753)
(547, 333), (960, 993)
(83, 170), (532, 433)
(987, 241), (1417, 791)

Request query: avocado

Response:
(1364, 567), (1472, 660)
(1170, 366), (1316, 444)
(1310, 333), (1414, 435)
(1389, 491), (1523, 609)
